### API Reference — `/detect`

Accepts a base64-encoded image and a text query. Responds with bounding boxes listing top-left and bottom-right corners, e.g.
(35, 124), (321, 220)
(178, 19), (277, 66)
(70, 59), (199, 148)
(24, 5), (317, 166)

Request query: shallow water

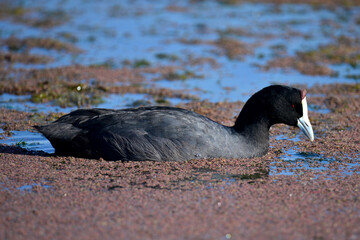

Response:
(270, 143), (360, 177)
(1, 0), (358, 106)
(0, 93), (75, 113)
(17, 183), (52, 192)
(0, 182), (52, 193)
(0, 130), (54, 153)
(1, 129), (358, 180)
(0, 92), (189, 113)
(271, 148), (331, 176)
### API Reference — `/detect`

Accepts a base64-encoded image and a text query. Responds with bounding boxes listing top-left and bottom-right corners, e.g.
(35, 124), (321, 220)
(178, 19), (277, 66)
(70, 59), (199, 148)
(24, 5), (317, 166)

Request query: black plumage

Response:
(35, 85), (314, 161)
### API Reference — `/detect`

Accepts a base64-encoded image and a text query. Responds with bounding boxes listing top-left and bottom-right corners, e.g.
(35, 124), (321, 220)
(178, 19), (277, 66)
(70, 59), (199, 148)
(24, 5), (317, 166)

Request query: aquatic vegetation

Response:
(28, 9), (69, 28)
(57, 32), (79, 43)
(215, 37), (254, 60)
(0, 2), (69, 28)
(261, 56), (337, 76)
(162, 69), (203, 81)
(155, 53), (180, 61)
(0, 52), (52, 64)
(0, 66), (103, 107)
(260, 36), (360, 76)
(0, 2), (28, 18)
(15, 139), (26, 147)
(298, 36), (360, 67)
(2, 37), (82, 53)
(89, 59), (117, 69)
(216, 0), (360, 7)
(0, 64), (200, 108)
(218, 27), (254, 37)
(31, 82), (105, 108)
(345, 74), (360, 80)
(132, 59), (151, 68)
(109, 85), (199, 100)
(179, 37), (254, 60)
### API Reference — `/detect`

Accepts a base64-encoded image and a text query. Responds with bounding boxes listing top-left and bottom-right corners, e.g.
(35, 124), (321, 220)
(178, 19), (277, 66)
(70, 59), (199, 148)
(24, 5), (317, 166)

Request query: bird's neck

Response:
(232, 110), (270, 156)
(235, 117), (269, 139)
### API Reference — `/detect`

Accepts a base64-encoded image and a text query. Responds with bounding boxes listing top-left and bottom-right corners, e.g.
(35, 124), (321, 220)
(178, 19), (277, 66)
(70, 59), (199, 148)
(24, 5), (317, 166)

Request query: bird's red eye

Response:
(292, 104), (295, 108)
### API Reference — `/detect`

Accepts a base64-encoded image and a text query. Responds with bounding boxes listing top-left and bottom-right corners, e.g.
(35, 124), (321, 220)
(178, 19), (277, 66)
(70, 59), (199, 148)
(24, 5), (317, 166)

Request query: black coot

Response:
(35, 85), (314, 161)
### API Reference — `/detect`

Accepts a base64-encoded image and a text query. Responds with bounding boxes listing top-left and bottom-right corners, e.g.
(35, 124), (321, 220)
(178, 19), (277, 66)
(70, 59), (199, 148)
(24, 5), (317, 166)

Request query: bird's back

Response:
(36, 106), (234, 161)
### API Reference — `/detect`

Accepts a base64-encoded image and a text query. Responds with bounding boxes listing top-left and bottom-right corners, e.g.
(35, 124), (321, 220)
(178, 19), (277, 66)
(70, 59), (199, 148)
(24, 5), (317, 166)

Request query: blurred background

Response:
(0, 0), (359, 112)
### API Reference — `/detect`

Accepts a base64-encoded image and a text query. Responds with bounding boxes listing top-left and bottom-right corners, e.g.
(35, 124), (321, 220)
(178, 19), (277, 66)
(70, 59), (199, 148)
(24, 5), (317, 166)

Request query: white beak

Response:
(297, 97), (314, 141)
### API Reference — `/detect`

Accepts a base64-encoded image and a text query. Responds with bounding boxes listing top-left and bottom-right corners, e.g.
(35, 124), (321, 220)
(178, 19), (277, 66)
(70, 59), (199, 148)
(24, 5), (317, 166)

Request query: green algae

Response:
(155, 53), (180, 62)
(0, 2), (69, 28)
(31, 82), (105, 108)
(133, 59), (151, 68)
(162, 70), (203, 81)
(89, 59), (117, 69)
(345, 74), (360, 80)
(58, 32), (79, 43)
